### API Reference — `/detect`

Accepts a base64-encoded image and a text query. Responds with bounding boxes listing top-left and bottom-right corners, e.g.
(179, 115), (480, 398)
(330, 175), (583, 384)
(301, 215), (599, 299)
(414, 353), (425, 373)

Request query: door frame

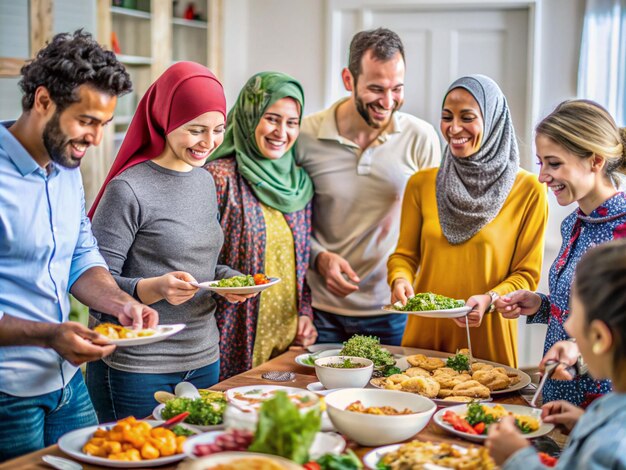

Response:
(324, 0), (542, 169)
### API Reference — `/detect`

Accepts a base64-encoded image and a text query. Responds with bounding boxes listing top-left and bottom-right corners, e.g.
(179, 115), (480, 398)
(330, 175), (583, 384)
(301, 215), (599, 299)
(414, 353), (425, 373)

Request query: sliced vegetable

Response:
(442, 410), (478, 435)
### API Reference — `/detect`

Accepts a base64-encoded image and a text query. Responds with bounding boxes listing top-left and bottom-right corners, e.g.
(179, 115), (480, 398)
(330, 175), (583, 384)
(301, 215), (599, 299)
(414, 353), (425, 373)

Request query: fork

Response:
(530, 360), (577, 407)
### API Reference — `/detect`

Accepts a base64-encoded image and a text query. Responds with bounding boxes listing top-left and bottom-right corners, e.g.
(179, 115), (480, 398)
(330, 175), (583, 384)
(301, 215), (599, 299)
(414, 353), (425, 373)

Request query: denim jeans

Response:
(86, 359), (220, 424)
(313, 308), (407, 346)
(0, 371), (97, 463)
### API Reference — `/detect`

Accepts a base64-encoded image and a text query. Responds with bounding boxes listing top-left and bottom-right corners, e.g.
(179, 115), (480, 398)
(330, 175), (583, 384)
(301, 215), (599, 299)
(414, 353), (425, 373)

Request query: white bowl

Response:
(314, 356), (373, 389)
(324, 388), (436, 446)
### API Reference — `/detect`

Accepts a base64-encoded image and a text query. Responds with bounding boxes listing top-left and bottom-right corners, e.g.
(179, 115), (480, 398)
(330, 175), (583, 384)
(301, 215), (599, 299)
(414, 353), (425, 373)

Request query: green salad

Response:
(214, 275), (255, 288)
(339, 335), (395, 368)
(161, 393), (227, 426)
(394, 292), (465, 312)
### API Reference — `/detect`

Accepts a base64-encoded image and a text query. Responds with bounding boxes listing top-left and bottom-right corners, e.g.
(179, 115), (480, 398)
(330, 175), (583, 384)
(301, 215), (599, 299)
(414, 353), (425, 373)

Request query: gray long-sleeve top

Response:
(90, 161), (239, 373)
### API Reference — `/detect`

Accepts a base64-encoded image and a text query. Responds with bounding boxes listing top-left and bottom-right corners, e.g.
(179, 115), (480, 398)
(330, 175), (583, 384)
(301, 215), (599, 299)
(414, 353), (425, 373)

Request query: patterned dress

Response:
(204, 157), (313, 380)
(528, 192), (626, 405)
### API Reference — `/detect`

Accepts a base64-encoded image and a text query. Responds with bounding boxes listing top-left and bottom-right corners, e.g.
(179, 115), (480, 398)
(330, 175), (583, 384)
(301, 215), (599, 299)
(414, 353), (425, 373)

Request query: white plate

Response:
(152, 403), (225, 431)
(433, 403), (555, 443)
(295, 349), (342, 368)
(103, 324), (185, 347)
(177, 451), (303, 470)
(307, 343), (344, 353)
(58, 420), (186, 468)
(183, 430), (345, 460)
(363, 443), (469, 470)
(191, 277), (280, 295)
(225, 385), (319, 411)
(382, 304), (472, 318)
(306, 381), (340, 395)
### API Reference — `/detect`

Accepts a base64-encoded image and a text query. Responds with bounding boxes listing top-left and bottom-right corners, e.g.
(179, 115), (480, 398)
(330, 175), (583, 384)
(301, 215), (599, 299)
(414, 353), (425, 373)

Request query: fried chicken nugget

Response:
(399, 376), (440, 398)
(387, 374), (410, 384)
(432, 367), (459, 377)
(437, 388), (454, 398)
(442, 396), (474, 402)
(471, 362), (493, 373)
(451, 380), (491, 398)
(404, 367), (431, 378)
(406, 354), (446, 371)
(473, 369), (511, 391)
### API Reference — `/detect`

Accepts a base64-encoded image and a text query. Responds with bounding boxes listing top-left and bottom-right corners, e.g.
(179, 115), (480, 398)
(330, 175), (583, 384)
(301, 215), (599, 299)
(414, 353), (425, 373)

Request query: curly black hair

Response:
(19, 29), (132, 111)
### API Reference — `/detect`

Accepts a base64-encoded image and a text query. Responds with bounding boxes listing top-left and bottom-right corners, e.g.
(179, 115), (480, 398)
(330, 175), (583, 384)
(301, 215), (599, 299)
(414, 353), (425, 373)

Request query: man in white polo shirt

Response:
(296, 28), (441, 345)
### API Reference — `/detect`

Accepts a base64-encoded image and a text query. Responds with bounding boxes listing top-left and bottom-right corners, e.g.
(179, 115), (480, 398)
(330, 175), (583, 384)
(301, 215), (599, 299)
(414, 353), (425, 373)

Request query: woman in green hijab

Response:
(205, 71), (316, 379)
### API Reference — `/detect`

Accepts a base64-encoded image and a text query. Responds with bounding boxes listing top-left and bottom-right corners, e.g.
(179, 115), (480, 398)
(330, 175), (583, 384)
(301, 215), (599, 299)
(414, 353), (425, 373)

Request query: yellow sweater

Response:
(387, 168), (548, 367)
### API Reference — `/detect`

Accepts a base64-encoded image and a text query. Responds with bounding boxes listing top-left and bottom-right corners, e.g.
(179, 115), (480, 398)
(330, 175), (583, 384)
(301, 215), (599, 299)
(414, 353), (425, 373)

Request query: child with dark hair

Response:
(487, 238), (626, 469)
(0, 30), (153, 463)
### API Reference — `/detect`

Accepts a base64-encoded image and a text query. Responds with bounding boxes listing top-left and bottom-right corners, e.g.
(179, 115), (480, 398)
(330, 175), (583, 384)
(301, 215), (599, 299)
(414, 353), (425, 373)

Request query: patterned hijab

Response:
(436, 74), (519, 245)
(89, 61), (226, 218)
(207, 71), (313, 213)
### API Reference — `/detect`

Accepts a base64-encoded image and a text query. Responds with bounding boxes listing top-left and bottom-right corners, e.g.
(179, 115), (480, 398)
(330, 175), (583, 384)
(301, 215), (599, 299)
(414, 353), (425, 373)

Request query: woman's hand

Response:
(137, 271), (199, 305)
(541, 400), (583, 434)
(485, 415), (531, 465)
(391, 278), (414, 305)
(453, 294), (490, 327)
(539, 340), (580, 380)
(294, 316), (318, 347)
(221, 292), (258, 303)
(493, 290), (542, 319)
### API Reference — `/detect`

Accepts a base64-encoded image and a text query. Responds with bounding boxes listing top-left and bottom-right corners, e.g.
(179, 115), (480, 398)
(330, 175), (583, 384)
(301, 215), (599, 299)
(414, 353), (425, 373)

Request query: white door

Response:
(326, 2), (536, 167)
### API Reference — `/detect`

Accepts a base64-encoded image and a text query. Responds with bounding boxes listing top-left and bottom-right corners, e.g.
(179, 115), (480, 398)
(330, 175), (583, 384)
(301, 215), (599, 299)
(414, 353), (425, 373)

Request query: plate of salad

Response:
(383, 292), (471, 318)
(191, 274), (280, 295)
(433, 402), (554, 443)
(153, 390), (227, 431)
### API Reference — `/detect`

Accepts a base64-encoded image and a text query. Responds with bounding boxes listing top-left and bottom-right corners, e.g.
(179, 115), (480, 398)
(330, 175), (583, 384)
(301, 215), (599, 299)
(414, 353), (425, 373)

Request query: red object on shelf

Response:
(184, 3), (196, 20)
(111, 31), (121, 54)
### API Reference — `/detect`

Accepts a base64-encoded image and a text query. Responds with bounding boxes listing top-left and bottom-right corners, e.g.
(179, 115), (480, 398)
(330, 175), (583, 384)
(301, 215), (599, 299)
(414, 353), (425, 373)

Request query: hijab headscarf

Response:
(207, 71), (313, 213)
(88, 61), (226, 218)
(436, 74), (519, 245)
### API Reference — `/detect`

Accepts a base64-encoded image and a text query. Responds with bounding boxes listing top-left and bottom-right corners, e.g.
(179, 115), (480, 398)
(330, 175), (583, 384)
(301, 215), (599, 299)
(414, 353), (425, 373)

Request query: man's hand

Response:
(294, 316), (317, 347)
(493, 290), (542, 319)
(316, 252), (360, 297)
(485, 415), (531, 465)
(117, 302), (159, 330)
(539, 340), (580, 380)
(48, 321), (116, 366)
(391, 278), (414, 305)
(453, 294), (490, 328)
(541, 400), (583, 434)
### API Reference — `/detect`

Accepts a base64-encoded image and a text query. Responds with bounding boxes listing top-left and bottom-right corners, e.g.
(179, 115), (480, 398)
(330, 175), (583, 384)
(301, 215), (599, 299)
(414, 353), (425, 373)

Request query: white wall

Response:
(222, 0), (586, 367)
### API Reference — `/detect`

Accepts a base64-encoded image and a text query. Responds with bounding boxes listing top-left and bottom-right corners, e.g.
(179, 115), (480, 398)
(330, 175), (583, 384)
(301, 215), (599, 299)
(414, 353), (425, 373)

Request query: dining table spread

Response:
(0, 345), (554, 470)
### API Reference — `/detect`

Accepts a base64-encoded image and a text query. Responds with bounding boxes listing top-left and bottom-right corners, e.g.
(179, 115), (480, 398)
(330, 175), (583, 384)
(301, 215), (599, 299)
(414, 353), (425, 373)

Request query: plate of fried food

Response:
(58, 417), (188, 468)
(370, 350), (530, 405)
(94, 323), (185, 347)
(191, 274), (280, 295)
(434, 403), (554, 443)
(382, 292), (472, 318)
(363, 440), (495, 470)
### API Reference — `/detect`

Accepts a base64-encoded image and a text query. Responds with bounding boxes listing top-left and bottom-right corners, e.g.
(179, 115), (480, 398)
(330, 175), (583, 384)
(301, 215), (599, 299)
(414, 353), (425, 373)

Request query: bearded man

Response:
(0, 30), (157, 462)
(296, 28), (441, 345)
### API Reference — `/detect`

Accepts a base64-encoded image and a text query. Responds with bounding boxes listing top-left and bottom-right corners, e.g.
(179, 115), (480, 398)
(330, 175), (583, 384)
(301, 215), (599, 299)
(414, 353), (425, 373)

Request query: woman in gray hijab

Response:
(387, 75), (548, 367)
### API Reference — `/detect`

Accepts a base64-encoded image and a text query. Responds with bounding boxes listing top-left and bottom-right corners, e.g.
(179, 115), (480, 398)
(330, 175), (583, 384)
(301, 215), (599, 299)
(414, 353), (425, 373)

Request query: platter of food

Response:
(382, 292), (471, 318)
(177, 451), (303, 470)
(191, 274), (280, 295)
(369, 350), (531, 405)
(152, 389), (227, 431)
(94, 323), (185, 347)
(225, 385), (320, 411)
(363, 440), (495, 470)
(58, 418), (188, 468)
(433, 403), (554, 443)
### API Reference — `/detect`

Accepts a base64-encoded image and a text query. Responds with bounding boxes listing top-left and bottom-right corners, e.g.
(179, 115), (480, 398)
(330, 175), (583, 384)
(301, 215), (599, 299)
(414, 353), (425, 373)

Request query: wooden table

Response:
(0, 346), (539, 469)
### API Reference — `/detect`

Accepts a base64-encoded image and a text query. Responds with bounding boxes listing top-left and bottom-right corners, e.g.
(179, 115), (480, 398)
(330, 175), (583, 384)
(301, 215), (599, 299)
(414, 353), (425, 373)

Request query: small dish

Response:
(295, 349), (342, 368)
(314, 356), (373, 389)
(306, 381), (339, 395)
(382, 304), (472, 318)
(103, 324), (185, 347)
(191, 277), (280, 295)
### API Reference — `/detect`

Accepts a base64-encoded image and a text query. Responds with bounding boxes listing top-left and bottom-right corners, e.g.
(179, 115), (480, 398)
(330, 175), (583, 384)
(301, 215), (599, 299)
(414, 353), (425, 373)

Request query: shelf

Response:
(111, 6), (151, 20)
(172, 17), (208, 29)
(116, 54), (153, 66)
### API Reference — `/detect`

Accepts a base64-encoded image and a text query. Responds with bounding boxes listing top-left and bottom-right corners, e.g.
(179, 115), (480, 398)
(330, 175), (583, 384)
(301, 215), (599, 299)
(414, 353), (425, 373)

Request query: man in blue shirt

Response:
(0, 31), (159, 462)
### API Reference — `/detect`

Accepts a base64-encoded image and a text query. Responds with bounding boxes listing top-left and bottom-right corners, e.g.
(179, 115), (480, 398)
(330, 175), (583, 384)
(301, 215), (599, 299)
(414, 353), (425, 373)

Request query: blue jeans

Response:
(86, 359), (220, 423)
(313, 308), (407, 346)
(0, 371), (97, 463)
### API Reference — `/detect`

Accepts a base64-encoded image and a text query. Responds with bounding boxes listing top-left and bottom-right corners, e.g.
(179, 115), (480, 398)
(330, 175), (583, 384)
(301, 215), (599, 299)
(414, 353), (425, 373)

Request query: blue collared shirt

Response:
(0, 121), (107, 396)
(504, 392), (626, 470)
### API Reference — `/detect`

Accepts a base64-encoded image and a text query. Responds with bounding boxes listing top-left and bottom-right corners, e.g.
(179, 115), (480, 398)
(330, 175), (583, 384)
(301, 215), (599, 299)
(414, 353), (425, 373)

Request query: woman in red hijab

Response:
(85, 62), (250, 422)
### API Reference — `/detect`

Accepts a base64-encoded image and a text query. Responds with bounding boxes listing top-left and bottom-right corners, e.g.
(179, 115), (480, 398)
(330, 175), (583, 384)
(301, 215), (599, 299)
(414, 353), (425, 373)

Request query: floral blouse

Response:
(204, 157), (313, 380)
(528, 192), (626, 406)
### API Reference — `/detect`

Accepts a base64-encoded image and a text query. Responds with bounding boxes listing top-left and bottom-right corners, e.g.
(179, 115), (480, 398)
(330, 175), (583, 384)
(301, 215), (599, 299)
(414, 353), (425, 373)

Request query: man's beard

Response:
(43, 111), (83, 169)
(354, 89), (401, 129)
